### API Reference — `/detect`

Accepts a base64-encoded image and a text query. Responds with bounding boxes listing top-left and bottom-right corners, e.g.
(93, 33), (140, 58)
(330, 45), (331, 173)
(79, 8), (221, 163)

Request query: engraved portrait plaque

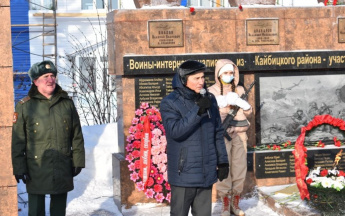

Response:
(338, 18), (345, 43)
(246, 19), (279, 45)
(148, 20), (184, 48)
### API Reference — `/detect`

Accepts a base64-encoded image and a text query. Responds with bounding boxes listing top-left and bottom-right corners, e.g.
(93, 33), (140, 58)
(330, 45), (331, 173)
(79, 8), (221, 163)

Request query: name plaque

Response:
(255, 147), (345, 179)
(246, 19), (279, 45)
(339, 18), (345, 43)
(255, 150), (295, 179)
(135, 74), (215, 109)
(148, 20), (184, 48)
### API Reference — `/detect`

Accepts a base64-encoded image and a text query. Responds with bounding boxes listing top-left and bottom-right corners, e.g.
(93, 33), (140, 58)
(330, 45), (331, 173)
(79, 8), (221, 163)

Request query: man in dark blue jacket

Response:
(160, 60), (229, 216)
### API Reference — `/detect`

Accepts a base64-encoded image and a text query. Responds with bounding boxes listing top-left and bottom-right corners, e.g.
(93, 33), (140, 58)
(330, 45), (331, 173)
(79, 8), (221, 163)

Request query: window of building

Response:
(100, 56), (108, 90)
(96, 0), (105, 9)
(82, 0), (105, 10)
(110, 74), (116, 91)
(187, 0), (230, 7)
(188, 0), (211, 6)
(79, 57), (96, 91)
(108, 0), (119, 10)
(30, 0), (56, 10)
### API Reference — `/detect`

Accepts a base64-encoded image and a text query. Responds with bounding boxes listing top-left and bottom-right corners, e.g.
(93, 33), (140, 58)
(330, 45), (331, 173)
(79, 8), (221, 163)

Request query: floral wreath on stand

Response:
(125, 102), (171, 203)
(293, 114), (345, 214)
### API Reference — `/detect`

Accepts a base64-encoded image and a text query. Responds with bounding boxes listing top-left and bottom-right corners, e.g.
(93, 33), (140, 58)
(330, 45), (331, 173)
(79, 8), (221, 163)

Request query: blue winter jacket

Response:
(160, 73), (228, 188)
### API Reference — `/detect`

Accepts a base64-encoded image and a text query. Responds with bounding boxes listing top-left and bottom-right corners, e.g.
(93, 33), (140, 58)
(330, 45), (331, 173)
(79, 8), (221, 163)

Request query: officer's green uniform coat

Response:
(12, 84), (85, 194)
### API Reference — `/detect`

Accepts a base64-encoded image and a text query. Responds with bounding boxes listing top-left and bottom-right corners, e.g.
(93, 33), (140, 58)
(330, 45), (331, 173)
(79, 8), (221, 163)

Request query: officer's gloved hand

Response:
(15, 173), (31, 184)
(196, 95), (212, 115)
(217, 163), (229, 182)
(72, 167), (82, 177)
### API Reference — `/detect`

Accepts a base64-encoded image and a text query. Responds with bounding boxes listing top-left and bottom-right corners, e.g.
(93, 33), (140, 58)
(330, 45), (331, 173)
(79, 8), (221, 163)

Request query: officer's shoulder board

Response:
(19, 96), (31, 104)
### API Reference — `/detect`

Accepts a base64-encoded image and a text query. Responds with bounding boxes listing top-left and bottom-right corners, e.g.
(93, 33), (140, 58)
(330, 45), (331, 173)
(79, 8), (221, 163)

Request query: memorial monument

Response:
(107, 5), (345, 209)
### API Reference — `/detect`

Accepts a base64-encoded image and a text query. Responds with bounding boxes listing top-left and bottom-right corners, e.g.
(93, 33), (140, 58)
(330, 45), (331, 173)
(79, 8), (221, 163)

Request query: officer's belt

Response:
(228, 120), (249, 127)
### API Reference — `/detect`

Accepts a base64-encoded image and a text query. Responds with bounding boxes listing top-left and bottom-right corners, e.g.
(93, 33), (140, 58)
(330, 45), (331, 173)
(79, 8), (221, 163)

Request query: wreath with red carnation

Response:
(125, 102), (171, 203)
(293, 114), (345, 200)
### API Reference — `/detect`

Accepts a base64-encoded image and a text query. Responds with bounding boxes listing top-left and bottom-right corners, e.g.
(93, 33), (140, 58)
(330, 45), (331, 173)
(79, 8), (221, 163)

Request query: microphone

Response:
(200, 88), (211, 118)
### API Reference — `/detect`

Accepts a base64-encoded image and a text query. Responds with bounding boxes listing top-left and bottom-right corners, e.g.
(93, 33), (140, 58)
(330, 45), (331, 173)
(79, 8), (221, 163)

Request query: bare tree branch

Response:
(59, 16), (117, 126)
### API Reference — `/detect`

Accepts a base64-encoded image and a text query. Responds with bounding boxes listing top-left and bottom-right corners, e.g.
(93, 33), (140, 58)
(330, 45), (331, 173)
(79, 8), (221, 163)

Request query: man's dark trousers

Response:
(170, 185), (212, 216)
(29, 193), (67, 216)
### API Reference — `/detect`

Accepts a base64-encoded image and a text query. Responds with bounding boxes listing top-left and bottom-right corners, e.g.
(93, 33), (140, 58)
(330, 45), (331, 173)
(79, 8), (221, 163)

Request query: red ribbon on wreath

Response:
(324, 0), (338, 5)
(140, 116), (152, 189)
(293, 114), (345, 200)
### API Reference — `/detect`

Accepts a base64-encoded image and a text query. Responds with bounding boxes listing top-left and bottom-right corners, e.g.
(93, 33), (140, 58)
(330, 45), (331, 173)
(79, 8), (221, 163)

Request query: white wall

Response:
(120, 0), (136, 8)
(29, 11), (106, 70)
(58, 0), (82, 11)
(57, 0), (131, 11)
(29, 0), (121, 128)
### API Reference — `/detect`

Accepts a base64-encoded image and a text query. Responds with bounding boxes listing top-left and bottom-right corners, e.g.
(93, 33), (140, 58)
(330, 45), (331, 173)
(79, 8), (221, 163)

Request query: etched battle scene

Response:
(257, 73), (345, 145)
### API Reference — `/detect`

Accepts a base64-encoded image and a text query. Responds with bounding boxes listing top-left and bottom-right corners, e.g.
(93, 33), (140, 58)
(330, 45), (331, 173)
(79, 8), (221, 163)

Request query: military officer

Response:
(12, 60), (85, 216)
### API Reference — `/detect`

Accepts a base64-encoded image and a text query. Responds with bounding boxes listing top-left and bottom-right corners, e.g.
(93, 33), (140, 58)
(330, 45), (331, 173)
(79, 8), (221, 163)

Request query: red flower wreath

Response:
(125, 102), (171, 203)
(293, 114), (345, 200)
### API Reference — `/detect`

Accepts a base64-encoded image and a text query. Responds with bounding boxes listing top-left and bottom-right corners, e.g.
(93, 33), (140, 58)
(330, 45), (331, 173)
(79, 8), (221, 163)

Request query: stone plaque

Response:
(148, 20), (183, 48)
(246, 19), (279, 45)
(255, 147), (345, 179)
(307, 148), (345, 170)
(338, 18), (345, 43)
(135, 74), (215, 109)
(124, 51), (345, 75)
(255, 150), (295, 179)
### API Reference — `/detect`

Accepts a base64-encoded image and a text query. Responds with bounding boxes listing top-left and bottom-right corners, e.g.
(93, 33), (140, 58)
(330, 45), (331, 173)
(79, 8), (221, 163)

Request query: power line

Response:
(12, 30), (54, 47)
(12, 46), (53, 59)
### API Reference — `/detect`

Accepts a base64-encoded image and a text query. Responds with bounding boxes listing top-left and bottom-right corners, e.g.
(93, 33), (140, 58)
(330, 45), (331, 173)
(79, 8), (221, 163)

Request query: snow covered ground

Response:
(17, 123), (285, 216)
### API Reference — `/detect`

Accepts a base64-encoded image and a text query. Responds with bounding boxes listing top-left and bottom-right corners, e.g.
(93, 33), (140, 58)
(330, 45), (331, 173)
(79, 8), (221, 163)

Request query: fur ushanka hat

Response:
(28, 60), (57, 82)
(178, 60), (206, 85)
